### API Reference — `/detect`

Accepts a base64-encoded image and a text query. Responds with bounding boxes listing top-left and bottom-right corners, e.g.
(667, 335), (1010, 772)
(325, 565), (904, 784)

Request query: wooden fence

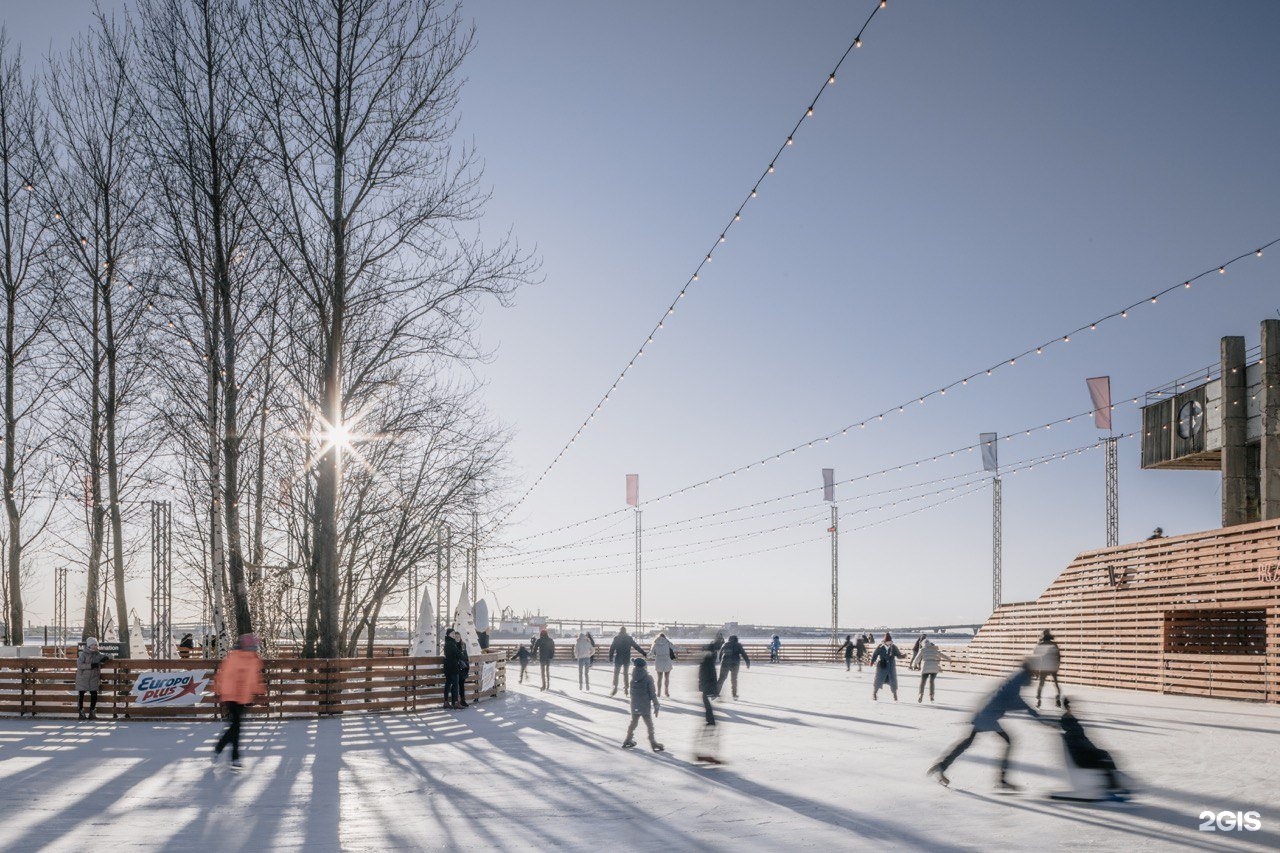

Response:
(963, 517), (1280, 703)
(0, 653), (506, 720)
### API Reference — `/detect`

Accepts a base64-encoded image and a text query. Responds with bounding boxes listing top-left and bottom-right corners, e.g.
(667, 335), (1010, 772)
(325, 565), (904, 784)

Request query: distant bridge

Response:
(499, 616), (981, 639)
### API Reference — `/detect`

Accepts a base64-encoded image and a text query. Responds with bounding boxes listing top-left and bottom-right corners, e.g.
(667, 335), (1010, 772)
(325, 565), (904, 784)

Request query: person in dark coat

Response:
(697, 644), (719, 726)
(443, 630), (467, 708)
(1032, 629), (1062, 708)
(621, 659), (663, 751)
(910, 634), (926, 670)
(854, 634), (868, 671)
(511, 642), (530, 684)
(838, 634), (855, 671)
(75, 638), (111, 720)
(715, 635), (751, 699)
(533, 628), (556, 691)
(869, 633), (905, 701)
(178, 633), (195, 659)
(608, 627), (645, 697)
(1056, 697), (1129, 800)
(928, 662), (1051, 790)
(477, 630), (490, 651)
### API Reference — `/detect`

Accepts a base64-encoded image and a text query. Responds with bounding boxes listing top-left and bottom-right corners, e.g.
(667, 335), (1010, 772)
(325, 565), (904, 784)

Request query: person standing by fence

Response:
(534, 628), (556, 691)
(1032, 629), (1062, 708)
(609, 627), (645, 697)
(716, 635), (751, 699)
(870, 633), (905, 701)
(211, 634), (266, 770)
(574, 630), (596, 691)
(769, 635), (781, 663)
(444, 630), (468, 708)
(75, 638), (111, 721)
(650, 632), (675, 697)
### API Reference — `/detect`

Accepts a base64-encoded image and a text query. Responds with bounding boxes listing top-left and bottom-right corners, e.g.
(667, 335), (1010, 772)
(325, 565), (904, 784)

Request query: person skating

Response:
(75, 638), (111, 720)
(574, 630), (595, 690)
(870, 633), (905, 701)
(212, 634), (266, 770)
(534, 628), (556, 691)
(1032, 629), (1062, 708)
(621, 658), (663, 752)
(912, 638), (950, 702)
(715, 635), (750, 699)
(710, 631), (725, 658)
(910, 634), (926, 670)
(854, 634), (868, 672)
(769, 635), (781, 663)
(444, 629), (468, 708)
(650, 631), (676, 697)
(1052, 697), (1130, 802)
(838, 634), (855, 671)
(928, 661), (1051, 790)
(697, 643), (718, 726)
(511, 642), (530, 684)
(608, 627), (645, 696)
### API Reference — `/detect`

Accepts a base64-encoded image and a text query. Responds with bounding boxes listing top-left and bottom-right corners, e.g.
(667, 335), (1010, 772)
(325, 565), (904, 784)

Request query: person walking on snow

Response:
(622, 658), (663, 752)
(912, 638), (950, 702)
(1032, 629), (1062, 708)
(769, 635), (781, 663)
(75, 637), (111, 720)
(649, 631), (676, 697)
(870, 632), (905, 701)
(838, 634), (856, 671)
(609, 627), (645, 696)
(534, 628), (556, 691)
(716, 635), (751, 699)
(574, 631), (596, 691)
(910, 634), (926, 670)
(928, 661), (1051, 790)
(212, 634), (266, 770)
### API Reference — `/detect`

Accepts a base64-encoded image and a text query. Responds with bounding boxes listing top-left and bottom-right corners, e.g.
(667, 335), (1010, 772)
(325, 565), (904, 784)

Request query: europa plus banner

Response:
(130, 671), (210, 707)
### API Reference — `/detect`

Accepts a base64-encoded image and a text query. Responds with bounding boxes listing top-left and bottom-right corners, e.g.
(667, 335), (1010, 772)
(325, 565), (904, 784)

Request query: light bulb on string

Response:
(855, 38), (863, 48)
(827, 73), (836, 85)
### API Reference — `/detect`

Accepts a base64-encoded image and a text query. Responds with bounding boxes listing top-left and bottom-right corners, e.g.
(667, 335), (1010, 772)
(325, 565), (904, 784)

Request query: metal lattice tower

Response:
(1105, 436), (1119, 547)
(992, 477), (1003, 610)
(150, 501), (173, 658)
(634, 508), (643, 632)
(830, 504), (839, 644)
(54, 567), (69, 650)
(436, 526), (451, 652)
(469, 509), (479, 601)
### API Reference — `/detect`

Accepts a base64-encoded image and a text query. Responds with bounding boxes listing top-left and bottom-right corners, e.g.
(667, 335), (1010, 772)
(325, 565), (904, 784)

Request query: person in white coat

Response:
(649, 632), (676, 698)
(574, 631), (596, 691)
(911, 638), (950, 702)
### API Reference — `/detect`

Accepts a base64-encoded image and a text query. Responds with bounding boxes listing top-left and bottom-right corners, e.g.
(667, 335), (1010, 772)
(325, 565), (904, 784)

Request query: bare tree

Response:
(249, 0), (533, 657)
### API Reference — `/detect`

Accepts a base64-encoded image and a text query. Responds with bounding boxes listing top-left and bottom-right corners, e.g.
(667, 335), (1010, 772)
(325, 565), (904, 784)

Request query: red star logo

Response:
(173, 678), (204, 700)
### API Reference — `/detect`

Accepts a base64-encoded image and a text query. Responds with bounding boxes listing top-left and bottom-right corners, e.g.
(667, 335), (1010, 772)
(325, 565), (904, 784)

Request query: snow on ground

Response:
(1, 663), (1278, 852)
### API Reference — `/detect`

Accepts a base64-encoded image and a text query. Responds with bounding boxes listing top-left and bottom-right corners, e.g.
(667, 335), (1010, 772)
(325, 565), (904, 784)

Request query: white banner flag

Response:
(1086, 376), (1112, 430)
(626, 474), (639, 507)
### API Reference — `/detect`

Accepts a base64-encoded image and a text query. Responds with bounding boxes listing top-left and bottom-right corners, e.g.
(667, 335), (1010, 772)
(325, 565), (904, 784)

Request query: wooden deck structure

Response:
(962, 518), (1280, 702)
(0, 653), (507, 720)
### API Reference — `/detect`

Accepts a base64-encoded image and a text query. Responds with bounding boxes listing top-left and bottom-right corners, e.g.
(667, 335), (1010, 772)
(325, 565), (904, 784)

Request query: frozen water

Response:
(1, 663), (1277, 851)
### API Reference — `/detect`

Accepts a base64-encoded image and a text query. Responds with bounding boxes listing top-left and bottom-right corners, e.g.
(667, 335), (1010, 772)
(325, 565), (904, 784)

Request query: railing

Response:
(0, 653), (506, 720)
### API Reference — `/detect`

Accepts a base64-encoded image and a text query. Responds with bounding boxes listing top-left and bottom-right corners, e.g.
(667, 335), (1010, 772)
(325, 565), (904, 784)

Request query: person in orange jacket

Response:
(212, 633), (266, 770)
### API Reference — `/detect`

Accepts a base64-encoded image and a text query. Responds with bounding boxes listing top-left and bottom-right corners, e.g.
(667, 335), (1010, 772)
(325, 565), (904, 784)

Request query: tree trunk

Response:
(82, 282), (105, 641)
(2, 185), (20, 645)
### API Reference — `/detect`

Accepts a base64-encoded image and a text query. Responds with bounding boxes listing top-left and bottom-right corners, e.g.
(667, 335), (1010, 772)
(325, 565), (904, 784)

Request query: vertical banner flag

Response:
(822, 468), (835, 502)
(626, 474), (639, 507)
(1086, 376), (1112, 430)
(980, 433), (999, 474)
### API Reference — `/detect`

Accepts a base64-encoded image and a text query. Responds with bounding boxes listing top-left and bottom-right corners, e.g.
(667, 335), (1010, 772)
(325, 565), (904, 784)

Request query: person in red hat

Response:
(212, 633), (266, 770)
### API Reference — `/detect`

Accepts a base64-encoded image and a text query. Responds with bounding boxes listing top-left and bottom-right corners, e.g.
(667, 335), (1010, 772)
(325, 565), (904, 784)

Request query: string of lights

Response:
(491, 435), (1131, 562)
(493, 0), (896, 531)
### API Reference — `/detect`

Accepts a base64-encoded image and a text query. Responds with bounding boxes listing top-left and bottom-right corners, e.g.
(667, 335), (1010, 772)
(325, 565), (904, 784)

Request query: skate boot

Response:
(78, 712), (87, 721)
(997, 778), (1021, 792)
(927, 764), (949, 787)
(917, 693), (923, 703)
(622, 740), (636, 749)
(230, 759), (243, 771)
(652, 742), (665, 752)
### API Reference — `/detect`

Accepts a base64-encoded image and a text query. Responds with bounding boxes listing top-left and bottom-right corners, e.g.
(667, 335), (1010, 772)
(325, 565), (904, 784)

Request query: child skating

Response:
(621, 658), (663, 752)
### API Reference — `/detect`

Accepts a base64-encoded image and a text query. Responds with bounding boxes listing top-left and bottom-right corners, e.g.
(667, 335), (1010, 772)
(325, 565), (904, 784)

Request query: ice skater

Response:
(511, 642), (530, 684)
(715, 635), (750, 699)
(212, 634), (266, 770)
(574, 630), (595, 690)
(1033, 629), (1062, 708)
(75, 637), (111, 720)
(910, 634), (926, 670)
(870, 633), (905, 701)
(621, 658), (663, 752)
(912, 638), (949, 702)
(608, 626), (645, 696)
(838, 634), (855, 671)
(534, 628), (556, 691)
(769, 635), (781, 663)
(650, 631), (675, 697)
(928, 661), (1050, 790)
(855, 634), (868, 671)
(694, 643), (725, 764)
(1052, 697), (1130, 802)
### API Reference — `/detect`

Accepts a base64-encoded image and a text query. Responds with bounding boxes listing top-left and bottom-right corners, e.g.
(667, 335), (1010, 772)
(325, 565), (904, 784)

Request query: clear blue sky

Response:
(6, 1), (1280, 629)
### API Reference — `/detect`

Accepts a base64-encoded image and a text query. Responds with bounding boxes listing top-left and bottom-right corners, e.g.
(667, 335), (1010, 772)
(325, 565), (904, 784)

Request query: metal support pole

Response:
(992, 476), (1003, 611)
(150, 501), (173, 658)
(634, 508), (642, 633)
(55, 567), (68, 652)
(435, 528), (446, 655)
(469, 508), (479, 602)
(1105, 436), (1119, 547)
(830, 504), (839, 645)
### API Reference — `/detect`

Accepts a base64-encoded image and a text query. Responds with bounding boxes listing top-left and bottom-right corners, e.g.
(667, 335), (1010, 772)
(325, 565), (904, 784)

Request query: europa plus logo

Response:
(1198, 810), (1261, 832)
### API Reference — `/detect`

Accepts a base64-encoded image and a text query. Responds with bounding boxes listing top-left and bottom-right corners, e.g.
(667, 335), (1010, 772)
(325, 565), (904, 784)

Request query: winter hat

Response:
(883, 632), (892, 642)
(238, 633), (261, 650)
(540, 628), (548, 636)
(86, 637), (99, 649)
(633, 657), (646, 668)
(1041, 629), (1054, 642)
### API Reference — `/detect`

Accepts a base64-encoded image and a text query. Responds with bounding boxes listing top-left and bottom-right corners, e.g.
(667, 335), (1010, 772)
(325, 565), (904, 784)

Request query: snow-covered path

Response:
(2, 663), (1278, 851)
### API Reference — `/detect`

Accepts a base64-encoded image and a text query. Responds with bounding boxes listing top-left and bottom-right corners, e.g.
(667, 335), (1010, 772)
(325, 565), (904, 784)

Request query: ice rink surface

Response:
(1, 662), (1278, 851)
